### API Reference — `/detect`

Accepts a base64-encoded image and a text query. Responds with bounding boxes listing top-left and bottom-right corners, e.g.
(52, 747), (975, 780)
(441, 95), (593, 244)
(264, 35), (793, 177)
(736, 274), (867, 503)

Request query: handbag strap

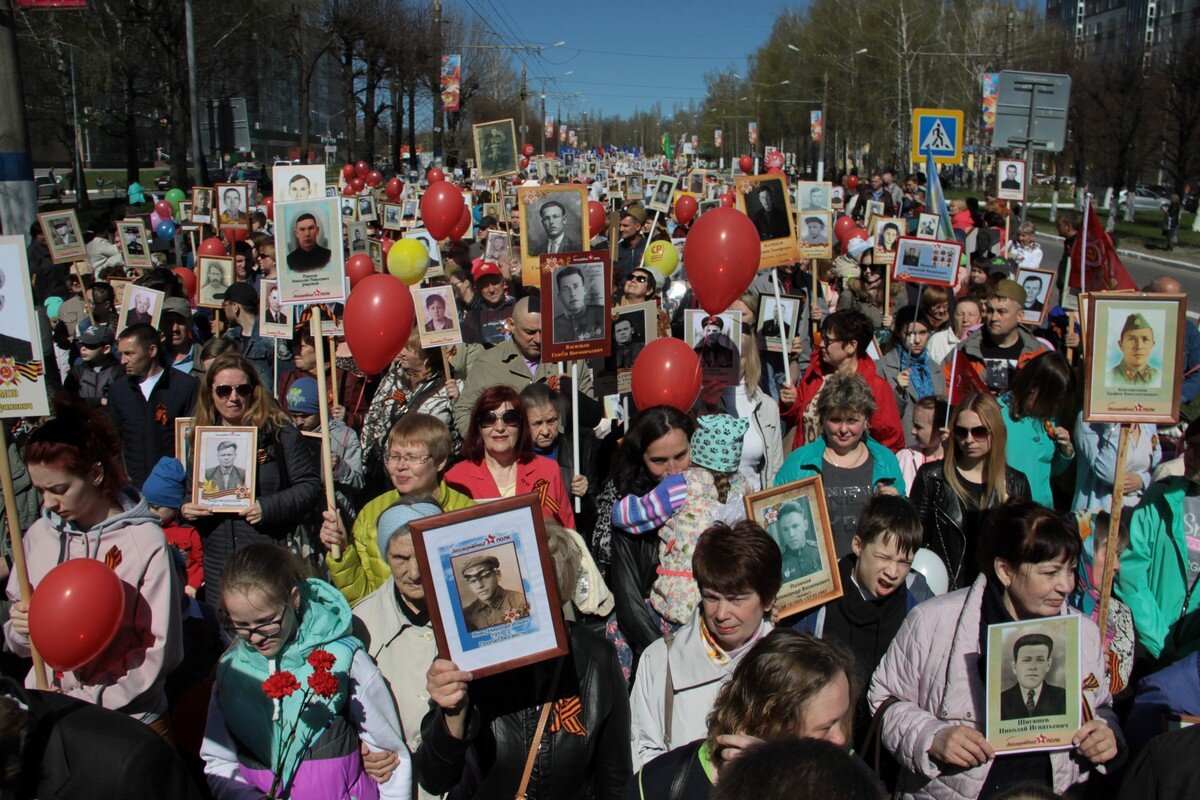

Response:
(862, 696), (901, 776)
(516, 656), (566, 800)
(662, 629), (676, 749)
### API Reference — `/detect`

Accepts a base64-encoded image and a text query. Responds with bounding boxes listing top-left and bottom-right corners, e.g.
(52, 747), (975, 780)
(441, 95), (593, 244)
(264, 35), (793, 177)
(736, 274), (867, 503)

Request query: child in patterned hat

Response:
(613, 413), (750, 626)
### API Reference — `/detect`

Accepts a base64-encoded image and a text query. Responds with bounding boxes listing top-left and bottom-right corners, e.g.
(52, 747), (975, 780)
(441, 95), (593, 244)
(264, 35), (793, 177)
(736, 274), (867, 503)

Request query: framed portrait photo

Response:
(401, 199), (419, 224)
(174, 417), (195, 473)
(646, 175), (678, 214)
(864, 200), (886, 231)
(541, 250), (612, 363)
(178, 201), (192, 223)
(517, 184), (590, 288)
(190, 187), (215, 225)
(473, 118), (518, 180)
(346, 222), (369, 257)
(797, 211), (833, 260)
(829, 185), (845, 211)
(408, 495), (570, 679)
(686, 170), (707, 196)
(796, 181), (832, 212)
(259, 279), (294, 339)
(996, 158), (1027, 202)
(404, 228), (443, 276)
(915, 212), (940, 239)
(0, 236), (51, 418)
(1014, 267), (1056, 327)
(600, 300), (657, 396)
(627, 173), (644, 200)
(743, 475), (842, 618)
(684, 308), (742, 387)
(1084, 292), (1187, 424)
(367, 238), (383, 271)
(196, 255), (235, 309)
(734, 174), (799, 268)
(356, 195), (377, 224)
(871, 217), (903, 266)
(484, 230), (512, 265)
(274, 197), (346, 304)
(273, 164), (326, 202)
(117, 219), (152, 270)
(37, 210), (86, 264)
(413, 285), (463, 349)
(380, 202), (404, 232)
(115, 284), (164, 332)
(339, 196), (358, 221)
(891, 236), (962, 288)
(757, 293), (803, 353)
(215, 183), (249, 231)
(985, 615), (1082, 754)
(191, 426), (257, 513)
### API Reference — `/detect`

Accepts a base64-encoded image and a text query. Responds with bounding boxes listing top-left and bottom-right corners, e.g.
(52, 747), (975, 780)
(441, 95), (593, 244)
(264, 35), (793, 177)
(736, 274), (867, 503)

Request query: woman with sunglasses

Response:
(910, 392), (1031, 591)
(201, 543), (410, 799)
(182, 352), (323, 591)
(618, 266), (657, 307)
(445, 385), (574, 528)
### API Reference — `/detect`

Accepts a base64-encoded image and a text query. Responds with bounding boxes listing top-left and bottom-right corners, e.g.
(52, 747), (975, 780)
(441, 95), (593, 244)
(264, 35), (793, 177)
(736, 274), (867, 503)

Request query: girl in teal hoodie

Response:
(201, 543), (410, 799)
(998, 351), (1076, 509)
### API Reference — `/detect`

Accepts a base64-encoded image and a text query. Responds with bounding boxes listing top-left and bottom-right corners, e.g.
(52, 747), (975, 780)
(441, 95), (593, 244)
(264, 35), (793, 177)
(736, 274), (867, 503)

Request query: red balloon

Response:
(355, 160), (370, 179)
(426, 167), (445, 185)
(520, 156), (530, 170)
(587, 201), (607, 239)
(350, 176), (366, 193)
(675, 195), (698, 226)
(738, 155), (754, 175)
(344, 274), (415, 374)
(522, 144), (535, 158)
(420, 181), (465, 240)
(154, 199), (174, 219)
(449, 205), (471, 241)
(223, 227), (249, 244)
(172, 267), (197, 299)
(346, 253), (376, 287)
(198, 237), (226, 257)
(262, 196), (274, 217)
(29, 558), (126, 671)
(342, 183), (357, 197)
(845, 175), (860, 191)
(385, 177), (403, 201)
(834, 215), (858, 244)
(719, 191), (736, 208)
(848, 226), (870, 243)
(366, 169), (384, 188)
(341, 163), (356, 181)
(631, 338), (702, 413)
(685, 207), (761, 315)
(766, 166), (784, 175)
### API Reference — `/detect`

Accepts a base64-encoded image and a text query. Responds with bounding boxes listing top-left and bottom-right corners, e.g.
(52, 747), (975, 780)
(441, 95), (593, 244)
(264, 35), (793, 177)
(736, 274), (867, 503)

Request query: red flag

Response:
(1068, 204), (1137, 291)
(945, 355), (991, 405)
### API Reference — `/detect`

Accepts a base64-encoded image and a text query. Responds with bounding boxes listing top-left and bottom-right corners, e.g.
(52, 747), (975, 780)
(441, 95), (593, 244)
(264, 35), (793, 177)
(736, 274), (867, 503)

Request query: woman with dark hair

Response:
(877, 306), (946, 447)
(999, 351), (1076, 508)
(444, 385), (573, 528)
(869, 503), (1122, 799)
(4, 402), (182, 730)
(627, 628), (857, 800)
(181, 352), (323, 590)
(911, 393), (1031, 591)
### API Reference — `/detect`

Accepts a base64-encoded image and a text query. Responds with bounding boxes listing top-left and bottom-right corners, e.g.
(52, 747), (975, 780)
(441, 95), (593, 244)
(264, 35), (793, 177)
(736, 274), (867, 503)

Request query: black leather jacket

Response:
(416, 624), (632, 800)
(909, 460), (1032, 591)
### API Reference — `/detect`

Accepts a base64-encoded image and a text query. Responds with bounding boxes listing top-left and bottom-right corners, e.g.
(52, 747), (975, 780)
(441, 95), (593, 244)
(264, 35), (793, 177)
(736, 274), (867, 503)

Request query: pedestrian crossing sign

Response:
(911, 109), (963, 165)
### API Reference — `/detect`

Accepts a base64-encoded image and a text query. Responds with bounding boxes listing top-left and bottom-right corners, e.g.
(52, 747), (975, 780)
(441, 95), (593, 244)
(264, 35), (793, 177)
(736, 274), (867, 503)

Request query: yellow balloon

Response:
(387, 239), (429, 285)
(643, 240), (679, 281)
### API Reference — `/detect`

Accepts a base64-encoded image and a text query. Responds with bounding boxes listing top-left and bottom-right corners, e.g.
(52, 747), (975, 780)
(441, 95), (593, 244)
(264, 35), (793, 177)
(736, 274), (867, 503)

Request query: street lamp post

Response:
(460, 41), (565, 148)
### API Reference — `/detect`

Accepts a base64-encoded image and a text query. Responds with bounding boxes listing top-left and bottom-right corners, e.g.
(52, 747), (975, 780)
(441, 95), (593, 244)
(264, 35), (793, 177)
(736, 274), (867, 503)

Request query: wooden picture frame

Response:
(191, 425), (257, 513)
(175, 417), (195, 473)
(472, 118), (519, 180)
(190, 187), (215, 225)
(196, 255), (235, 309)
(734, 174), (799, 268)
(37, 210), (86, 264)
(743, 475), (842, 618)
(215, 183), (249, 230)
(115, 283), (164, 332)
(1014, 267), (1056, 327)
(540, 250), (612, 363)
(408, 495), (570, 679)
(117, 219), (153, 270)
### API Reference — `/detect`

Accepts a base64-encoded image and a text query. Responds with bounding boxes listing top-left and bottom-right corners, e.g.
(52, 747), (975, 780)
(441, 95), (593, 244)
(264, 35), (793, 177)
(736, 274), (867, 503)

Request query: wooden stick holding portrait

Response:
(310, 311), (341, 560)
(0, 425), (47, 689)
(1095, 424), (1131, 631)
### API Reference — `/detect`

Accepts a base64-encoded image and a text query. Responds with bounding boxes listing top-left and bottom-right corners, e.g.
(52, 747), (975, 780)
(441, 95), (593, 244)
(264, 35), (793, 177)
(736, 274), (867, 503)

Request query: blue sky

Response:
(448, 0), (785, 118)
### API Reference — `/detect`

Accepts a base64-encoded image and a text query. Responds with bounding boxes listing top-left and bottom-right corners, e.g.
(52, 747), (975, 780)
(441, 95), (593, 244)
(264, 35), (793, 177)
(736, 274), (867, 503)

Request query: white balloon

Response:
(911, 548), (949, 596)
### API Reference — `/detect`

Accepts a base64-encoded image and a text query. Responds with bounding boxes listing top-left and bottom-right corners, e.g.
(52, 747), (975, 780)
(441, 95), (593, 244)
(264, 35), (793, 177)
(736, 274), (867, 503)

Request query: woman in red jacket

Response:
(445, 385), (575, 528)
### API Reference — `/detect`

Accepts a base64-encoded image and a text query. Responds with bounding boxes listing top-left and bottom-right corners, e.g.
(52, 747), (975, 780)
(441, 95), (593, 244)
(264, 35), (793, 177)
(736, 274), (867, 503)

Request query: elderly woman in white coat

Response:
(868, 503), (1122, 799)
(629, 520), (780, 770)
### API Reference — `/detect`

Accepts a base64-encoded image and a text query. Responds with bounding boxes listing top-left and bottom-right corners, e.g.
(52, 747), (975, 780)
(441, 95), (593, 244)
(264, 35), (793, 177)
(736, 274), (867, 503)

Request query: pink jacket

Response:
(868, 576), (1122, 799)
(4, 487), (183, 721)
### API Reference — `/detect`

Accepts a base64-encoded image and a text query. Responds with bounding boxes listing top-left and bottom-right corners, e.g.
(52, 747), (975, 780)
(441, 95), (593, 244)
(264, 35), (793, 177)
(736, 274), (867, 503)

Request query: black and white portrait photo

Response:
(519, 185), (588, 258)
(797, 181), (831, 212)
(743, 179), (792, 241)
(340, 196), (357, 220)
(118, 220), (152, 269)
(996, 159), (1026, 201)
(647, 176), (677, 214)
(274, 164), (325, 202)
(357, 195), (377, 223)
(684, 308), (742, 386)
(550, 262), (606, 344)
(192, 426), (257, 513)
(197, 256), (235, 309)
(347, 222), (369, 256)
(216, 183), (249, 229)
(259, 280), (293, 338)
(190, 187), (214, 224)
(381, 202), (403, 231)
(800, 213), (829, 245)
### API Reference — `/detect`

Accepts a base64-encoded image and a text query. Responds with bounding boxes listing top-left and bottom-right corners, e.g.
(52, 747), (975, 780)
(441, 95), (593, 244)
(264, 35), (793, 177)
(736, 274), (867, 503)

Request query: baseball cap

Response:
(471, 259), (503, 282)
(78, 325), (113, 348)
(216, 281), (258, 309)
(162, 297), (192, 320)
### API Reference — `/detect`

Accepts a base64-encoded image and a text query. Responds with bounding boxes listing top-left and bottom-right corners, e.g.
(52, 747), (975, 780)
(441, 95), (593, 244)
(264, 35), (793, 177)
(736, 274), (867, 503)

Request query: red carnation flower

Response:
(307, 649), (336, 671)
(308, 669), (339, 698)
(262, 671), (301, 699)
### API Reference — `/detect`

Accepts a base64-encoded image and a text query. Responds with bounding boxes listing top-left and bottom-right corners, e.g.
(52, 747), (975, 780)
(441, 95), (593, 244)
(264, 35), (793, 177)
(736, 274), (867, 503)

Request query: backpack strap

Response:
(662, 629), (676, 750)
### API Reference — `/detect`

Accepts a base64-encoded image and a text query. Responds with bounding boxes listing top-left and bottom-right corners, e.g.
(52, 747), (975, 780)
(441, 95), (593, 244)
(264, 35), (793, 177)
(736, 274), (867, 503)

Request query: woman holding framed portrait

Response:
(181, 353), (323, 590)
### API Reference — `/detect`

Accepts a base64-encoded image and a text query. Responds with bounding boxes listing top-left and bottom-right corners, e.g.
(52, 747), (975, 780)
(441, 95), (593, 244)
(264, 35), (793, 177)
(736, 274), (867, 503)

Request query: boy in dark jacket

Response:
(62, 325), (123, 407)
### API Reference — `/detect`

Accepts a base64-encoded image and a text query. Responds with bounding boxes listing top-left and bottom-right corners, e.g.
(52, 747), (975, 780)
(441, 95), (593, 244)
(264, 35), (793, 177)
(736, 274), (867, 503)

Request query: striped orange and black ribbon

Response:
(549, 696), (586, 737)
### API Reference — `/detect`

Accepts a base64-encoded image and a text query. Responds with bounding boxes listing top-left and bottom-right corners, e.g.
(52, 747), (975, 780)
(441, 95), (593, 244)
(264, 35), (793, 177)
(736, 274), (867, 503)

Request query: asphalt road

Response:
(1035, 235), (1200, 314)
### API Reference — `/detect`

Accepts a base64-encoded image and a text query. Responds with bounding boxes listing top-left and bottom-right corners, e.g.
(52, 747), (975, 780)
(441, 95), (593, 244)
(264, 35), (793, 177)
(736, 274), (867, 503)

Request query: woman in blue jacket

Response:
(997, 351), (1075, 509)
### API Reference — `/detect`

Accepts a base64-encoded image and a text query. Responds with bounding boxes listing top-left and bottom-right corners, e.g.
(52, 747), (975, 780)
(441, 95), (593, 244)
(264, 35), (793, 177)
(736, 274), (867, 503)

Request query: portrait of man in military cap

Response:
(1107, 311), (1161, 388)
(455, 549), (530, 632)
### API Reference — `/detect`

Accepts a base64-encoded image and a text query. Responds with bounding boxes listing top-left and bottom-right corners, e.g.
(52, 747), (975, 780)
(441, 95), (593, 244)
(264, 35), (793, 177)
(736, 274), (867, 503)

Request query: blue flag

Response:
(924, 150), (955, 241)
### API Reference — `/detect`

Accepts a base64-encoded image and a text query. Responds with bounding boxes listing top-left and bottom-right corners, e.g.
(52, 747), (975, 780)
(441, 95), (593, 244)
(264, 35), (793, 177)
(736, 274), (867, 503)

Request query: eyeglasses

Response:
(628, 273), (649, 283)
(384, 451), (433, 466)
(953, 425), (991, 440)
(477, 409), (522, 428)
(214, 383), (255, 399)
(221, 612), (287, 641)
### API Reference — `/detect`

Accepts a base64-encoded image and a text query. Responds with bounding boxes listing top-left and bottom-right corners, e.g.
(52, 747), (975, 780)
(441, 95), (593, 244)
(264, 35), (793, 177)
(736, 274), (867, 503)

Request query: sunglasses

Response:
(628, 273), (650, 283)
(477, 409), (522, 427)
(953, 425), (991, 440)
(214, 383), (254, 399)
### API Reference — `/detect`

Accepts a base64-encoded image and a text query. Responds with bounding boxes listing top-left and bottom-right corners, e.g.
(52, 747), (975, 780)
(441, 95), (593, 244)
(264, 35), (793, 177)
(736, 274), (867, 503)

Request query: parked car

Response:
(35, 175), (63, 201)
(1118, 186), (1171, 214)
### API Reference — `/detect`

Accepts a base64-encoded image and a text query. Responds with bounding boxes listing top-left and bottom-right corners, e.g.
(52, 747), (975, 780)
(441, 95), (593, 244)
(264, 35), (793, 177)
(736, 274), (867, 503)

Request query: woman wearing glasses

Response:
(201, 543), (410, 799)
(910, 392), (1031, 591)
(4, 402), (182, 732)
(445, 385), (575, 528)
(617, 266), (658, 308)
(182, 353), (322, 591)
(320, 413), (474, 605)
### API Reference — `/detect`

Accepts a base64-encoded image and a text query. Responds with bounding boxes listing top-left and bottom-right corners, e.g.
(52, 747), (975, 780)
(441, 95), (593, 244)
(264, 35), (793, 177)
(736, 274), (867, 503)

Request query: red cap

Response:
(471, 259), (503, 282)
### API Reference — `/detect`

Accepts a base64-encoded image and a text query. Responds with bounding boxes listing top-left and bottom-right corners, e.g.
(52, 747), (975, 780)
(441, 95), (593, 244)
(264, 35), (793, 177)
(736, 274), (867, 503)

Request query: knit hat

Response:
(991, 278), (1028, 307)
(285, 377), (320, 415)
(689, 414), (749, 474)
(846, 236), (874, 261)
(831, 255), (861, 280)
(142, 456), (187, 510)
(375, 501), (443, 556)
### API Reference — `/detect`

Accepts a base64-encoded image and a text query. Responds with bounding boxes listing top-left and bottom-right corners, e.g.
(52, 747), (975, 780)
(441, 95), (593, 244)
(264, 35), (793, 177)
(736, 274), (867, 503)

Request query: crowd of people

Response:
(4, 158), (1200, 800)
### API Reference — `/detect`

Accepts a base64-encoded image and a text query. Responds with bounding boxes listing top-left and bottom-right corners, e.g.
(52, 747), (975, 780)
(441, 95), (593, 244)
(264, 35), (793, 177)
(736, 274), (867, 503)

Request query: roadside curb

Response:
(1035, 231), (1200, 273)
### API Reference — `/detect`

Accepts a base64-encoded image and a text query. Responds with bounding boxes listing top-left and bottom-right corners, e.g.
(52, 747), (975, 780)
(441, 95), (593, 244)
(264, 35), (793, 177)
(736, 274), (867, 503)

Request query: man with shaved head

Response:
(452, 295), (596, 436)
(1145, 276), (1200, 404)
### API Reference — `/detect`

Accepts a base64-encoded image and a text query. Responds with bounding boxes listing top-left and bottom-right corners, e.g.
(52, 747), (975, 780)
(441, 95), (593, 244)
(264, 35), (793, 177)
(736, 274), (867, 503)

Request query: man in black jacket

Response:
(106, 323), (199, 487)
